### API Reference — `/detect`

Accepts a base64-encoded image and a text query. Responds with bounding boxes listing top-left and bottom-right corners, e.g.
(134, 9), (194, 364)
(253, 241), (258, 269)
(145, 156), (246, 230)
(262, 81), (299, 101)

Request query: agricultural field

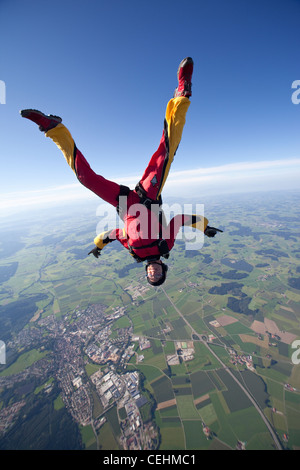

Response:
(124, 191), (300, 450)
(1, 191), (300, 450)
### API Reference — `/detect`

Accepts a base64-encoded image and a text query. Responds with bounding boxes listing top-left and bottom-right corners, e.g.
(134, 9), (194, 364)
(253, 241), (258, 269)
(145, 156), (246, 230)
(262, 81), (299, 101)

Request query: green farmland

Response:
(1, 192), (300, 450)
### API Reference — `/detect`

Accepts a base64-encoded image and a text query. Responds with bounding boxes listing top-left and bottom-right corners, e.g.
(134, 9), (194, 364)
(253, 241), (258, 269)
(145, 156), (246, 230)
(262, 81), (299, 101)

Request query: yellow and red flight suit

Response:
(45, 96), (208, 261)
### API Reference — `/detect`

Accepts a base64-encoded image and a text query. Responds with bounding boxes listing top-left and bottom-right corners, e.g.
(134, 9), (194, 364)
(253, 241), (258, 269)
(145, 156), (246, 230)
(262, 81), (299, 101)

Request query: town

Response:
(0, 303), (159, 449)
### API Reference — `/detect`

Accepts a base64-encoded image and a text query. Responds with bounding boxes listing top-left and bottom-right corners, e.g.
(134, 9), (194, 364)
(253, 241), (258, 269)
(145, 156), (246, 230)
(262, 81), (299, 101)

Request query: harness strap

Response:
(116, 185), (131, 216)
(128, 238), (170, 262)
(135, 182), (162, 209)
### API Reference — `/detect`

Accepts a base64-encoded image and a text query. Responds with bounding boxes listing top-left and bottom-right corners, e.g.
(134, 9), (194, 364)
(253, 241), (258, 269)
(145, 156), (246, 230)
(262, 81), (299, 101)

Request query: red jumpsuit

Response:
(45, 96), (208, 261)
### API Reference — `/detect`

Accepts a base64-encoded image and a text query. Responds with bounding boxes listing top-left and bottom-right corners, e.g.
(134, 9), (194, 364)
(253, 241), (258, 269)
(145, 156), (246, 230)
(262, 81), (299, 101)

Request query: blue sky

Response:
(0, 0), (299, 215)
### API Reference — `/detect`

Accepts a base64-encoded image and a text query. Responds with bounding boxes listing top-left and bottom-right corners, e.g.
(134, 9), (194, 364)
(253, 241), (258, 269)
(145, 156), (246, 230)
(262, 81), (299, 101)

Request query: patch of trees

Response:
(255, 248), (289, 260)
(288, 277), (300, 290)
(0, 262), (18, 283)
(208, 282), (244, 296)
(221, 258), (253, 272)
(116, 262), (143, 278)
(184, 251), (213, 264)
(0, 385), (83, 450)
(272, 230), (300, 241)
(0, 293), (49, 342)
(0, 232), (25, 259)
(227, 296), (258, 317)
(229, 223), (260, 241)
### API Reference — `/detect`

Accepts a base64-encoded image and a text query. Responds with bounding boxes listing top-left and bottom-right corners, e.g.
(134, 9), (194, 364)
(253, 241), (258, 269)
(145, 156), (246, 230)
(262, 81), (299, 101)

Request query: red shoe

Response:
(174, 57), (194, 98)
(20, 109), (62, 132)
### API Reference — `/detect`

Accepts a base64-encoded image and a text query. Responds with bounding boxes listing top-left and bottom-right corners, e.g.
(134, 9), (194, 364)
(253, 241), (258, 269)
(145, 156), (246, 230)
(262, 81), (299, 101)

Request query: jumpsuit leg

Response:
(45, 124), (121, 207)
(138, 96), (190, 201)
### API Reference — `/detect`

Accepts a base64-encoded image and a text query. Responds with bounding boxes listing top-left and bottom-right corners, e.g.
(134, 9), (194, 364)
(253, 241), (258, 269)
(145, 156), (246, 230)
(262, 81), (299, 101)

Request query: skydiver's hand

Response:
(88, 247), (101, 258)
(204, 226), (223, 238)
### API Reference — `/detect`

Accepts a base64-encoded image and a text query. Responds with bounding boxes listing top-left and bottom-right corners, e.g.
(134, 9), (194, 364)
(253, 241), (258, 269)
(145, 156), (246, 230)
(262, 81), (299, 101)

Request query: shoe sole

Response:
(177, 57), (194, 79)
(20, 109), (62, 123)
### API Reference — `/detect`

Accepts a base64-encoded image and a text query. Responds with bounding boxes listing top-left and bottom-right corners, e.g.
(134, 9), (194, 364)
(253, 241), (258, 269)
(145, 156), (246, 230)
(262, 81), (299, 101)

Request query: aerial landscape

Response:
(0, 190), (299, 451)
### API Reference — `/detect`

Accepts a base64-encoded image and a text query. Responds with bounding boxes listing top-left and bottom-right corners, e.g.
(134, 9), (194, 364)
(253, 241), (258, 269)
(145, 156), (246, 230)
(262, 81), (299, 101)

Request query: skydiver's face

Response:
(146, 261), (163, 283)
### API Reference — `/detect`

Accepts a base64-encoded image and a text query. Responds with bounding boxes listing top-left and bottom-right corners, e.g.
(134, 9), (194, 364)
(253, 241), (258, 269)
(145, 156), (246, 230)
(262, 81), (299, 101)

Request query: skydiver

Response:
(20, 57), (222, 287)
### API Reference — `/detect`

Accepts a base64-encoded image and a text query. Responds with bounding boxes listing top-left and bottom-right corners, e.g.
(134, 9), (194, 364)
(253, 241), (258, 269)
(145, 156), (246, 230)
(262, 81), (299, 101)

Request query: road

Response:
(161, 287), (283, 450)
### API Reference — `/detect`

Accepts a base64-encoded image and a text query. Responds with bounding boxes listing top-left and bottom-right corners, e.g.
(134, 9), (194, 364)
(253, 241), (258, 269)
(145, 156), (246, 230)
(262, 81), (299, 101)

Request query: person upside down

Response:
(20, 57), (222, 286)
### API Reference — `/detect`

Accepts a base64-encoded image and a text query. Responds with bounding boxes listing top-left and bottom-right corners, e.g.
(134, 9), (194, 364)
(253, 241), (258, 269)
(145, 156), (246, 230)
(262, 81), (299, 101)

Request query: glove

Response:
(88, 246), (101, 258)
(204, 226), (223, 238)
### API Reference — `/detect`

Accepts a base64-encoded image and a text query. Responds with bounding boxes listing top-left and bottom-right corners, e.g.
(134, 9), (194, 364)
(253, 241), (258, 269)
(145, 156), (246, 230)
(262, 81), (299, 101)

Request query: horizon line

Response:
(1, 157), (300, 214)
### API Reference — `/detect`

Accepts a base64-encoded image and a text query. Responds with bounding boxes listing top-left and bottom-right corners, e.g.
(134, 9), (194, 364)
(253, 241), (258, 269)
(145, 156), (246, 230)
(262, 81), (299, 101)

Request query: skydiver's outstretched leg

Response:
(137, 57), (193, 203)
(45, 123), (121, 207)
(20, 110), (121, 207)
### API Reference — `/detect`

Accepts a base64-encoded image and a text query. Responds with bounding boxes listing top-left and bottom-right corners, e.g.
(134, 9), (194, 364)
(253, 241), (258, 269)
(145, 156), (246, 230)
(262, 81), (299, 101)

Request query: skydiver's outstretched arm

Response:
(184, 215), (223, 237)
(89, 228), (127, 258)
(166, 214), (223, 241)
(88, 229), (116, 257)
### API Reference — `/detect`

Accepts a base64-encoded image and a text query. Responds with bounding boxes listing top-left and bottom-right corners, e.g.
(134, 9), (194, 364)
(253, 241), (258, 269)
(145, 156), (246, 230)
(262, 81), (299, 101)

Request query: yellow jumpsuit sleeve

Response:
(188, 215), (209, 232)
(94, 228), (127, 250)
(94, 230), (115, 250)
